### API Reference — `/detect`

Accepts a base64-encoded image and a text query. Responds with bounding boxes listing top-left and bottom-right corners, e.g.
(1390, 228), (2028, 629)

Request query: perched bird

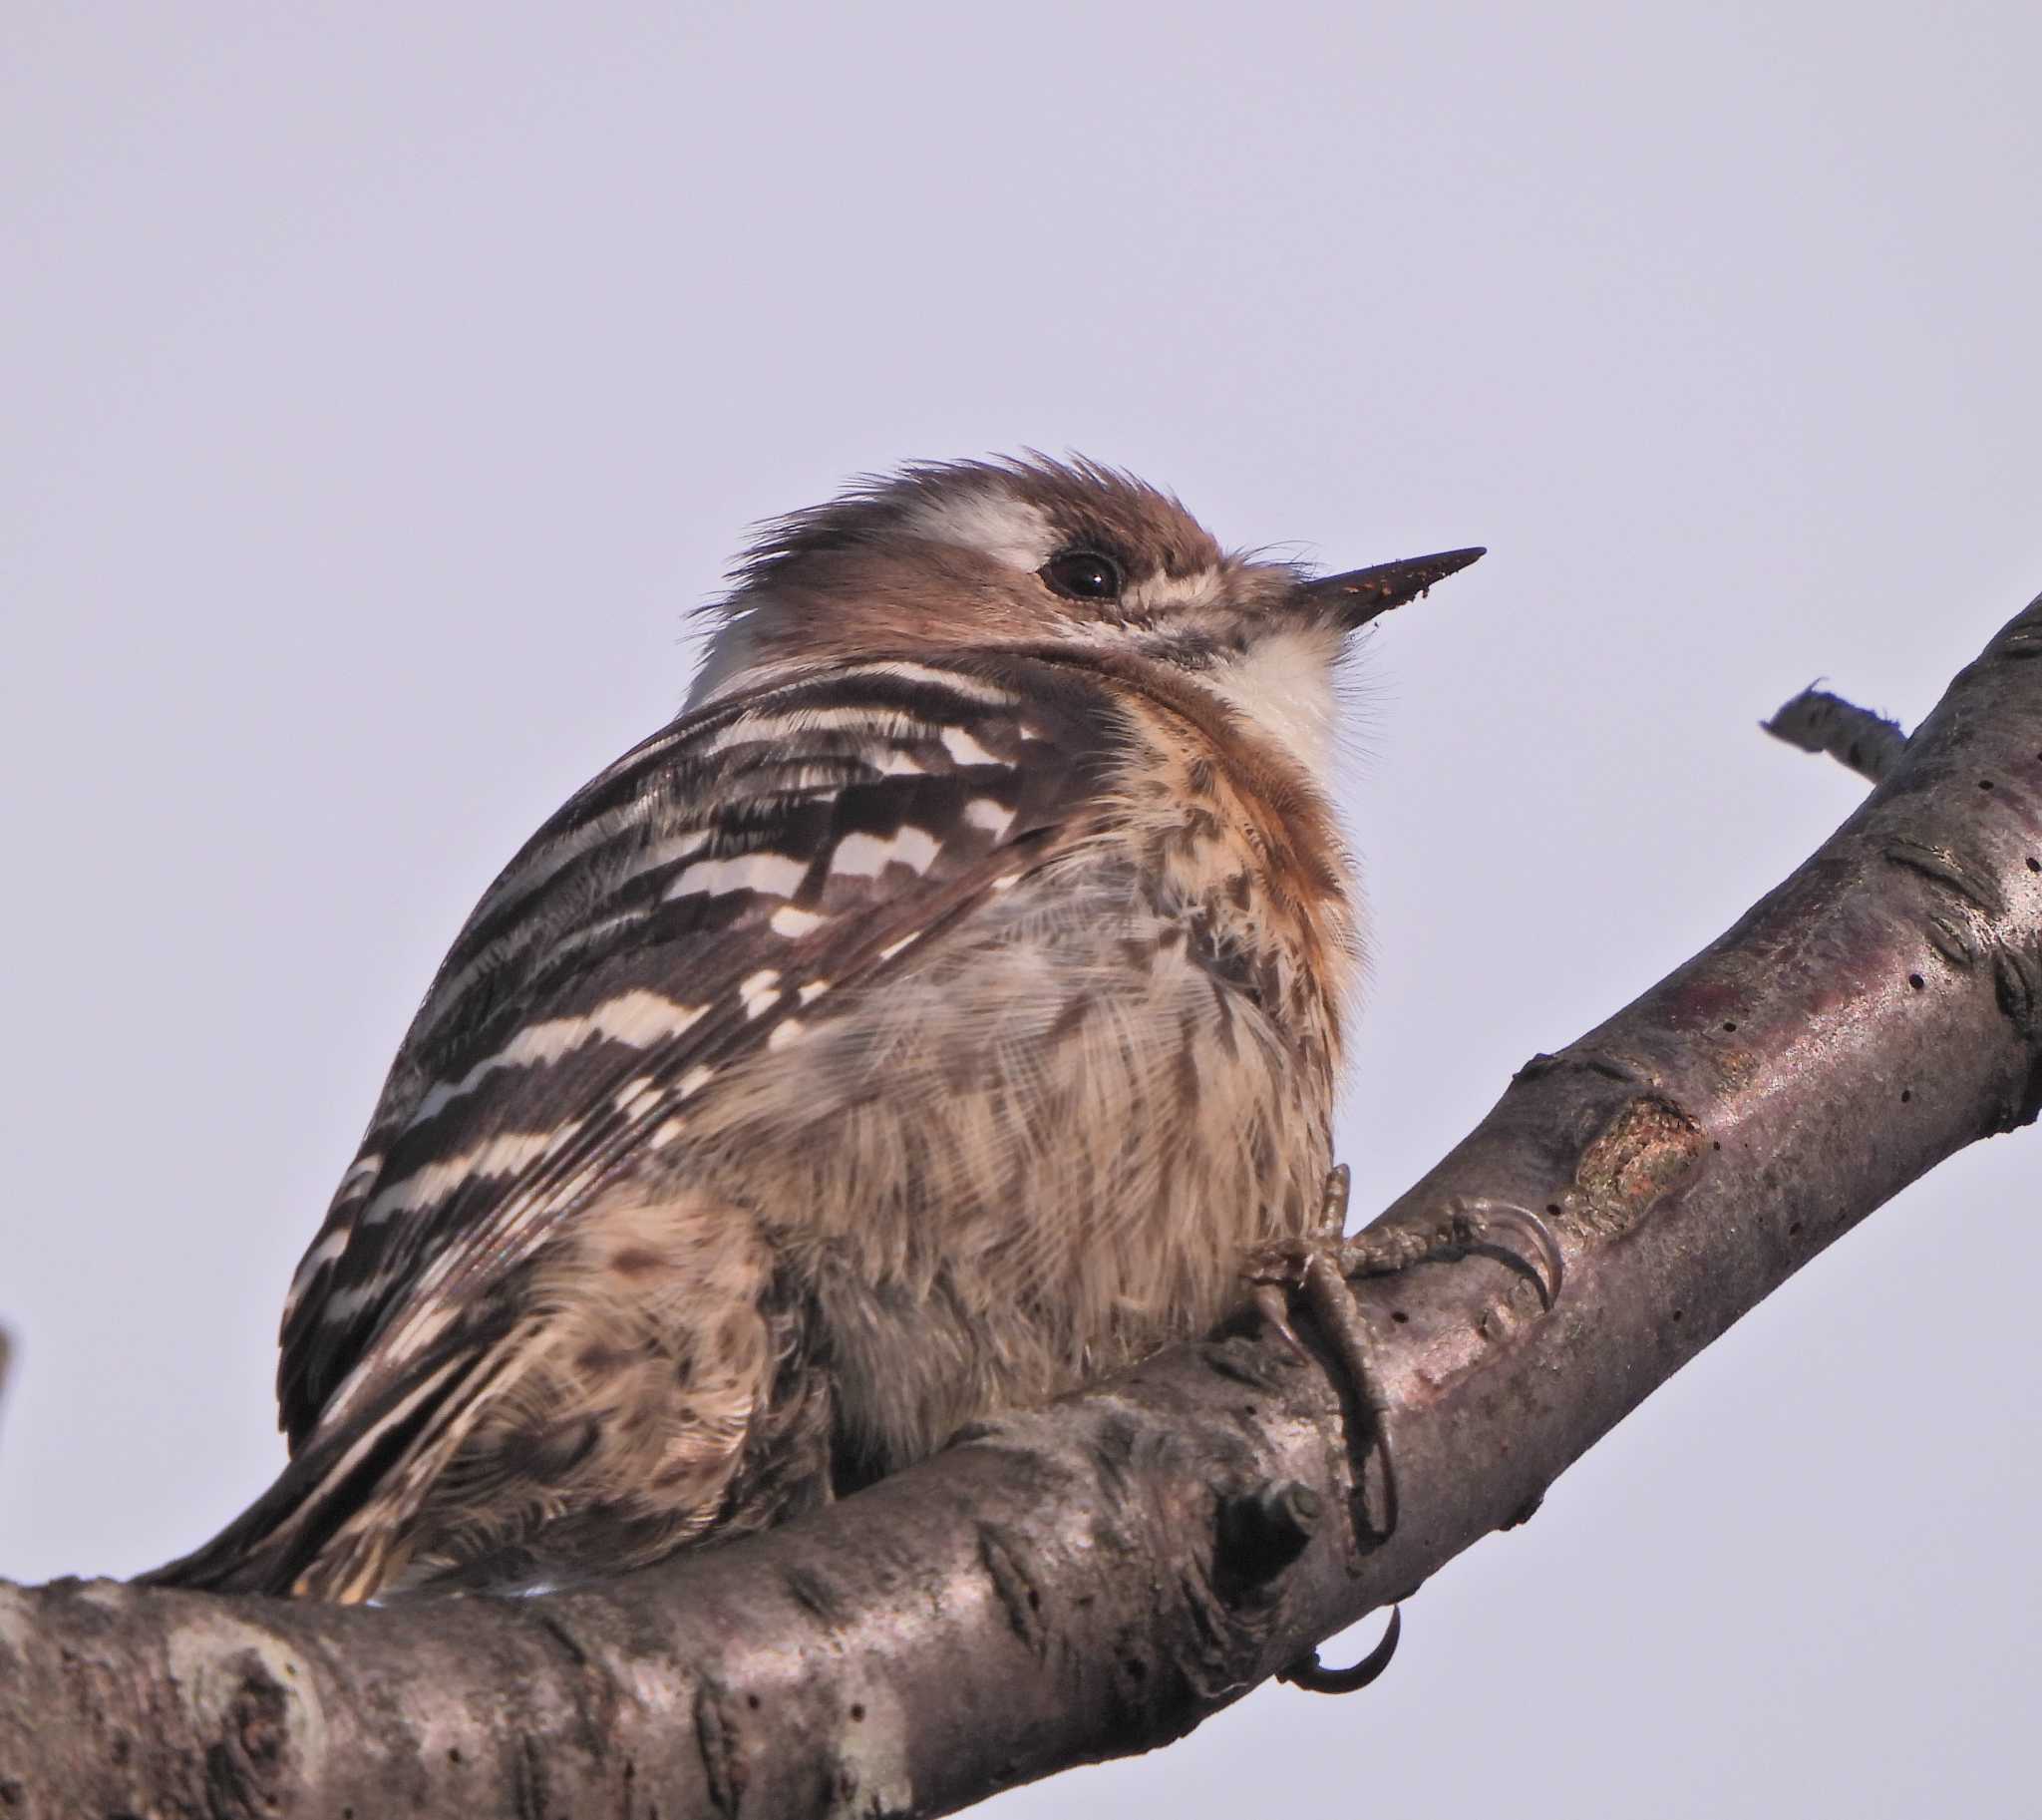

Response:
(142, 457), (1483, 1602)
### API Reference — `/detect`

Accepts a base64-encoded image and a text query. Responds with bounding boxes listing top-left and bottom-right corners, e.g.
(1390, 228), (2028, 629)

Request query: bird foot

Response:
(1246, 1166), (1565, 1411)
(1247, 1167), (1387, 1420)
(1243, 1167), (1567, 1695)
(1244, 1165), (1401, 1556)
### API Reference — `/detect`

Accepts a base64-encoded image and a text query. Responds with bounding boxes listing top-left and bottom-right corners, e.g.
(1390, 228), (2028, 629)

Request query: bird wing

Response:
(275, 654), (1131, 1451)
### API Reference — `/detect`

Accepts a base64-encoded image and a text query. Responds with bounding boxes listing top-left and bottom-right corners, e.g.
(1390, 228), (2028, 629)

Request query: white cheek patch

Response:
(900, 491), (1056, 571)
(1048, 569), (1227, 649)
(1206, 628), (1342, 774)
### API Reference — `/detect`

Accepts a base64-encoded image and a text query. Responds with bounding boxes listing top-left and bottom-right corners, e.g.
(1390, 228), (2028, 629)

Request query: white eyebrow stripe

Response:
(941, 727), (1002, 767)
(900, 492), (1056, 571)
(964, 798), (1015, 839)
(668, 852), (809, 901)
(360, 1123), (586, 1227)
(410, 990), (709, 1125)
(832, 825), (941, 879)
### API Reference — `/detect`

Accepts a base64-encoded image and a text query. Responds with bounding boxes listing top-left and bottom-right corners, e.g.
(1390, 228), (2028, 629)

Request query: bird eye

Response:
(1039, 550), (1123, 602)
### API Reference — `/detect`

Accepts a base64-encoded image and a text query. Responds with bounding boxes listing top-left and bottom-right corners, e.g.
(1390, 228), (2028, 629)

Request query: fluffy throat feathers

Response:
(1193, 626), (1343, 782)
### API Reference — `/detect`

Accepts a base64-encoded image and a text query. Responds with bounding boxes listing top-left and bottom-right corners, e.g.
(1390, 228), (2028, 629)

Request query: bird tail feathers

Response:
(136, 1334), (511, 1602)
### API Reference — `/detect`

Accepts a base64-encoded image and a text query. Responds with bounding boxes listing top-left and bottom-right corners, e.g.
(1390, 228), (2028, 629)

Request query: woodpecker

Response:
(142, 456), (1485, 1602)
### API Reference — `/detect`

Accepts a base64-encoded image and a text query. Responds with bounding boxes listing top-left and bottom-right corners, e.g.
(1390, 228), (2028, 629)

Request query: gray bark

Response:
(5, 593), (2040, 1820)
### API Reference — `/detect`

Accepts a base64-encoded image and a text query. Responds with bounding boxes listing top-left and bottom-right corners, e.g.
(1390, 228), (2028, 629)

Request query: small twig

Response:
(1763, 684), (1908, 784)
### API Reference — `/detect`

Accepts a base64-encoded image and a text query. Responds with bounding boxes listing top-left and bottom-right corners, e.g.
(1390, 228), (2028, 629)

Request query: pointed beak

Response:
(1301, 546), (1486, 631)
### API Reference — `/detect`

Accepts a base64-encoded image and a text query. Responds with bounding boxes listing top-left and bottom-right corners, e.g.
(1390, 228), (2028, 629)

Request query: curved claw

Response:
(1447, 1196), (1565, 1310)
(1279, 1605), (1402, 1695)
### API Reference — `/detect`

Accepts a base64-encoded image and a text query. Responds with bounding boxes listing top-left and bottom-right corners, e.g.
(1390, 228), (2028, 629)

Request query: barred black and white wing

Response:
(141, 654), (1131, 1595)
(279, 656), (1123, 1442)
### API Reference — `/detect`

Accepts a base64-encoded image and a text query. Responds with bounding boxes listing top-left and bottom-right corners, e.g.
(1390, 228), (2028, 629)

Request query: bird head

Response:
(689, 456), (1482, 764)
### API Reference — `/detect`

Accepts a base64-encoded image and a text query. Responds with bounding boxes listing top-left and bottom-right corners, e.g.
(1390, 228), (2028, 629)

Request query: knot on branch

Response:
(1571, 1095), (1704, 1241)
(158, 1646), (300, 1820)
(1214, 1480), (1321, 1595)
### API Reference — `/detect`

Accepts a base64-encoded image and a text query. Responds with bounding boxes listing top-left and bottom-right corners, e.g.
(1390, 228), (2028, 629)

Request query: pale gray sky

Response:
(4, 6), (2039, 1815)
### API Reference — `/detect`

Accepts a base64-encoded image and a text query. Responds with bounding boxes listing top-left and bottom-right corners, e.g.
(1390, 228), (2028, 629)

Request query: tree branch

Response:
(1763, 682), (1910, 782)
(7, 593), (2042, 1820)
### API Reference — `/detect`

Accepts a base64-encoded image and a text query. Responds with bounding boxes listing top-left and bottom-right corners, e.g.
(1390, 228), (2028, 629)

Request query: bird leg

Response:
(1246, 1166), (1401, 1539)
(1248, 1167), (1564, 1367)
(1249, 1169), (1388, 1437)
(1244, 1166), (1565, 1695)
